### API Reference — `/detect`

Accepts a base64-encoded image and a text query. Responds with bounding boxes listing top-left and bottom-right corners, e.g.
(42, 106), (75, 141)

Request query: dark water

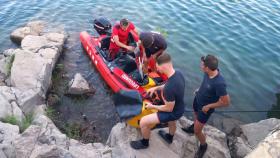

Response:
(1, 0), (280, 140)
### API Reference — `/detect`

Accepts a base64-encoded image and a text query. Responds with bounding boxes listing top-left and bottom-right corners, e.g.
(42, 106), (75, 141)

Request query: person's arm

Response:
(112, 35), (132, 50)
(133, 28), (138, 35)
(202, 95), (230, 113)
(202, 83), (230, 113)
(145, 100), (175, 112)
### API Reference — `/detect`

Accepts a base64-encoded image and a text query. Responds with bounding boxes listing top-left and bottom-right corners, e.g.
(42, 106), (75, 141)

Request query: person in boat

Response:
(139, 31), (167, 73)
(130, 53), (186, 150)
(181, 55), (230, 158)
(109, 18), (139, 60)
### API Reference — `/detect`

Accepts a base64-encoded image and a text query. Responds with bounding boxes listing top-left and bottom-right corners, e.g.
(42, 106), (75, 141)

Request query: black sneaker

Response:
(130, 139), (149, 150)
(158, 130), (173, 144)
(194, 143), (208, 158)
(182, 124), (194, 134)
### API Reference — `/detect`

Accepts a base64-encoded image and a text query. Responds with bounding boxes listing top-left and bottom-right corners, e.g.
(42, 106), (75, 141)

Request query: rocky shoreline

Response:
(0, 21), (279, 158)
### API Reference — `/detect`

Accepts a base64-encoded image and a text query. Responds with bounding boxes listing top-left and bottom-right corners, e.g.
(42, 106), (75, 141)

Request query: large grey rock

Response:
(67, 73), (95, 95)
(241, 118), (280, 148)
(228, 118), (280, 158)
(14, 114), (106, 158)
(107, 117), (231, 158)
(21, 32), (66, 53)
(0, 86), (25, 122)
(10, 21), (45, 44)
(0, 121), (20, 158)
(246, 125), (280, 158)
(10, 50), (53, 98)
(0, 121), (20, 144)
(68, 139), (103, 158)
(14, 115), (69, 158)
(228, 135), (253, 158)
(21, 35), (49, 52)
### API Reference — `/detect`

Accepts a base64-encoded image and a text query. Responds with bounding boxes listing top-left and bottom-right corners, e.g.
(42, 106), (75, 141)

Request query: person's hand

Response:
(126, 46), (135, 52)
(147, 87), (157, 97)
(145, 102), (154, 109)
(202, 105), (210, 114)
(194, 88), (199, 95)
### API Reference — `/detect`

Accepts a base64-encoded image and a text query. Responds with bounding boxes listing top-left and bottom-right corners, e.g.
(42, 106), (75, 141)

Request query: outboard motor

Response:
(93, 17), (112, 35)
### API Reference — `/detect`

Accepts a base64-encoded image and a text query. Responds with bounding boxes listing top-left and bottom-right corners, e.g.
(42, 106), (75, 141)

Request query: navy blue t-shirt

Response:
(163, 70), (186, 116)
(196, 72), (227, 110)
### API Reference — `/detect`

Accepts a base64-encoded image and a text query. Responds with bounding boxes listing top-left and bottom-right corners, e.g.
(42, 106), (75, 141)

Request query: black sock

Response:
(166, 134), (174, 140)
(141, 138), (149, 146)
(200, 143), (207, 149)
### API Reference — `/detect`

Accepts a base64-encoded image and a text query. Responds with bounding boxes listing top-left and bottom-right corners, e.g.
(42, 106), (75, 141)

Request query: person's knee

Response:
(140, 117), (151, 129)
(168, 121), (176, 127)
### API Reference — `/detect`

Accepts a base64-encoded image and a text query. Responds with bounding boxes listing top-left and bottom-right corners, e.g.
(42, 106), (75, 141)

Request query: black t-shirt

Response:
(145, 32), (167, 58)
(196, 72), (227, 110)
(163, 70), (186, 116)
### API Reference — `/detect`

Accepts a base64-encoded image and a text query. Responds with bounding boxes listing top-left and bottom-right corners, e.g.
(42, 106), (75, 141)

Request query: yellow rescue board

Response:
(127, 100), (158, 128)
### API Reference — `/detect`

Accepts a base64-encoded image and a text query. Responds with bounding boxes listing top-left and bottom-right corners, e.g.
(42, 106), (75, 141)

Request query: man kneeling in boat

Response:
(139, 32), (167, 78)
(109, 18), (139, 60)
(130, 53), (186, 149)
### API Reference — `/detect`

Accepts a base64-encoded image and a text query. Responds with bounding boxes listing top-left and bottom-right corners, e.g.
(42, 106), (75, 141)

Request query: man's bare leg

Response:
(130, 113), (159, 149)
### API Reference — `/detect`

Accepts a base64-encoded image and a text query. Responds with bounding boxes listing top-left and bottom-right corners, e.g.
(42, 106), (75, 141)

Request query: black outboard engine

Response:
(93, 17), (112, 35)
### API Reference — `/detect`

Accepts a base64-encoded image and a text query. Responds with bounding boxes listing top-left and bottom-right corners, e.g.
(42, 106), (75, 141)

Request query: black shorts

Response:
(193, 97), (214, 124)
(157, 112), (183, 123)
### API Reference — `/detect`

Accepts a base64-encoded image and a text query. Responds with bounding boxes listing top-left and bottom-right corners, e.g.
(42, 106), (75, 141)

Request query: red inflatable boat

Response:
(80, 17), (165, 97)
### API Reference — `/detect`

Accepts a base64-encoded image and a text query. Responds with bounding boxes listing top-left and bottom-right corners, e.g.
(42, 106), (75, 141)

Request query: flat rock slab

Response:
(10, 21), (45, 44)
(107, 117), (231, 158)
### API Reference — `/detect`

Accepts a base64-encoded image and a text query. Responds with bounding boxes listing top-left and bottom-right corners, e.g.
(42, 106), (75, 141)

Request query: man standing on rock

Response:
(182, 55), (230, 158)
(130, 53), (186, 150)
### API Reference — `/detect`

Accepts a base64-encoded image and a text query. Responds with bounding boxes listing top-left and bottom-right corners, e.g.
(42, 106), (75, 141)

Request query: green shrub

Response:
(46, 106), (56, 119)
(2, 115), (19, 125)
(64, 123), (80, 139)
(20, 113), (34, 132)
(6, 54), (15, 76)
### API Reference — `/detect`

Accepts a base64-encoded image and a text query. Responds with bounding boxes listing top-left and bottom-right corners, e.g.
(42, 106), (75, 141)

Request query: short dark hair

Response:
(201, 54), (218, 71)
(120, 18), (129, 27)
(156, 52), (171, 65)
(140, 32), (154, 48)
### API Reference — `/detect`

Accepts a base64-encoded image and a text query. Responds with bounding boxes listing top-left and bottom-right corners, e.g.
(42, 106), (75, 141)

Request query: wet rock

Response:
(107, 117), (231, 158)
(246, 124), (280, 158)
(10, 21), (45, 44)
(67, 73), (95, 95)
